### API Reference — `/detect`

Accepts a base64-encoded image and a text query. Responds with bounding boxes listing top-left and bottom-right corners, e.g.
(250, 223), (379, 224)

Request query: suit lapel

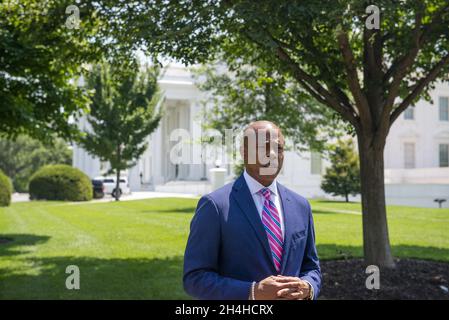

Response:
(232, 175), (275, 272)
(278, 183), (294, 274)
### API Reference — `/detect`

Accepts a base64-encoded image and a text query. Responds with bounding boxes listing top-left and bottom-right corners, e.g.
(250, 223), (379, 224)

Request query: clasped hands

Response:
(254, 275), (311, 300)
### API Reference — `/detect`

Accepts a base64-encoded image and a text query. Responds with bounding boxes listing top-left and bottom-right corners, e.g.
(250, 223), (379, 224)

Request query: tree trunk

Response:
(115, 168), (121, 201)
(357, 133), (395, 268)
(345, 193), (349, 202)
(114, 144), (121, 201)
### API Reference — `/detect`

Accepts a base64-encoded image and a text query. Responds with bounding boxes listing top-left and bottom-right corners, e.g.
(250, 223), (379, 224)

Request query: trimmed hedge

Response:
(0, 169), (12, 207)
(29, 165), (93, 201)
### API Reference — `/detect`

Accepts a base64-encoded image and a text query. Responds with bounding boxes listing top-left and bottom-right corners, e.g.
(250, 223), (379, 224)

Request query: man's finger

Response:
(276, 281), (302, 289)
(276, 276), (307, 284)
(276, 277), (309, 289)
(274, 276), (300, 282)
(277, 287), (297, 296)
(278, 290), (308, 300)
(285, 291), (307, 299)
(297, 282), (310, 289)
(279, 288), (309, 299)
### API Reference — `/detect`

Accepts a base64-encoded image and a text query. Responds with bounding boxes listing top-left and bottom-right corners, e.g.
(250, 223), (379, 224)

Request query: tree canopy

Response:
(0, 0), (129, 140)
(79, 61), (162, 200)
(0, 135), (72, 192)
(193, 64), (344, 153)
(106, 1), (449, 129)
(101, 0), (449, 267)
(3, 0), (449, 267)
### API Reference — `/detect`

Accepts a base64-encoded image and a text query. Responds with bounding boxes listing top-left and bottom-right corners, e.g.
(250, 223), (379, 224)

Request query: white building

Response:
(383, 82), (449, 207)
(73, 65), (449, 207)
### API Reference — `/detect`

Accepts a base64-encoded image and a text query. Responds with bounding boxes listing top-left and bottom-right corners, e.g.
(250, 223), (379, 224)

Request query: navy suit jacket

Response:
(183, 174), (321, 300)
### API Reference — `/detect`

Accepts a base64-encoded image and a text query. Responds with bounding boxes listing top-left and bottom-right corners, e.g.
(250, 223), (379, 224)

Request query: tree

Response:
(101, 0), (449, 267)
(321, 140), (361, 202)
(0, 0), (128, 140)
(193, 64), (344, 153)
(0, 135), (72, 192)
(80, 61), (162, 200)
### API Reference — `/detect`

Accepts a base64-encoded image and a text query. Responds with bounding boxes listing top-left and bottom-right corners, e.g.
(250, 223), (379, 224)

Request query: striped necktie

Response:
(259, 187), (283, 272)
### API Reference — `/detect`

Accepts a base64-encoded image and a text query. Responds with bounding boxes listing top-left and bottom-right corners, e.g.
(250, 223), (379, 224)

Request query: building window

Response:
(310, 151), (322, 175)
(439, 97), (449, 121)
(404, 143), (415, 168)
(439, 144), (449, 167)
(403, 106), (415, 120)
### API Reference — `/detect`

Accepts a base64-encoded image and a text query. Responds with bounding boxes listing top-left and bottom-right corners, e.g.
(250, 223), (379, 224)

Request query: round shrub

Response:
(29, 165), (93, 201)
(0, 169), (13, 207)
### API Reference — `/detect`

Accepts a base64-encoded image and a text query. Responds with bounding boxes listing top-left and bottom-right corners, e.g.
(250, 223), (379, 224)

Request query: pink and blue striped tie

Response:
(259, 188), (283, 272)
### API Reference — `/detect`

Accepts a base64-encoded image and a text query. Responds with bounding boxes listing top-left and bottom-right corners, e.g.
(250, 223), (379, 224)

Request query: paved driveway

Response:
(11, 191), (199, 203)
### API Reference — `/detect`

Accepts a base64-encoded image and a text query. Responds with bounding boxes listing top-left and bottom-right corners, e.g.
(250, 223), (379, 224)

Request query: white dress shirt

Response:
(243, 170), (285, 239)
(244, 170), (315, 300)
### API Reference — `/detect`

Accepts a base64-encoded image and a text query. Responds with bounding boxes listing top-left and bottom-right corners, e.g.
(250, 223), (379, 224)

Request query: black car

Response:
(92, 179), (105, 199)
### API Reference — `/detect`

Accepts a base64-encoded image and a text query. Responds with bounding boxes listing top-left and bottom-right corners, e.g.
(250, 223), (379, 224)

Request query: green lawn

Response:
(0, 198), (448, 299)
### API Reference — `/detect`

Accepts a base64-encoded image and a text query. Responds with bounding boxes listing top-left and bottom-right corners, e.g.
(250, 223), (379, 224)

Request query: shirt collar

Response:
(243, 169), (278, 196)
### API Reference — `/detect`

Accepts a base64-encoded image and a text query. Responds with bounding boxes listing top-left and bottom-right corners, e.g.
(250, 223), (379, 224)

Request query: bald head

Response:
(244, 120), (282, 136)
(241, 120), (285, 186)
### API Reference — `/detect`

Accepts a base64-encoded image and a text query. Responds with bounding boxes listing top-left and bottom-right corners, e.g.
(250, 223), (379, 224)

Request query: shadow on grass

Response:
(1, 239), (448, 299)
(0, 234), (51, 256)
(317, 243), (449, 265)
(139, 207), (197, 214)
(0, 254), (189, 300)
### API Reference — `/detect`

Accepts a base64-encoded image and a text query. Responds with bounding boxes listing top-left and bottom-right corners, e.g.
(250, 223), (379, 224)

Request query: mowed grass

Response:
(0, 198), (448, 299)
(310, 200), (449, 261)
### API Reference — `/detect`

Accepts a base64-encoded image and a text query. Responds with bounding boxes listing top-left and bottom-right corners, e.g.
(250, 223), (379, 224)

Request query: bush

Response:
(0, 169), (13, 207)
(29, 165), (93, 201)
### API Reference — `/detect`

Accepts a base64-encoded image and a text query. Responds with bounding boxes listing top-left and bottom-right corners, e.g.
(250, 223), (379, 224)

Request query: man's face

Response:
(243, 124), (285, 186)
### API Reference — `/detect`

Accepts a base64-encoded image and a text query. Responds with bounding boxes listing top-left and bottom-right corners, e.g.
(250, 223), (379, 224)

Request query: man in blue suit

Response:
(183, 121), (321, 300)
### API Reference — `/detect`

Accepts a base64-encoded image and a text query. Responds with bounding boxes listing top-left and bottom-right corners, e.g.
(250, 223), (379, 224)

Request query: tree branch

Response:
(390, 53), (449, 125)
(373, 7), (427, 142)
(337, 30), (371, 127)
(295, 37), (356, 114)
(384, 4), (449, 83)
(249, 30), (359, 127)
(363, 24), (385, 129)
(274, 43), (359, 127)
(383, 9), (424, 112)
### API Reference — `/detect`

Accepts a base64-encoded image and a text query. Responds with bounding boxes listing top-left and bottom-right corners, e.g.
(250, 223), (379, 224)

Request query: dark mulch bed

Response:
(319, 258), (449, 300)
